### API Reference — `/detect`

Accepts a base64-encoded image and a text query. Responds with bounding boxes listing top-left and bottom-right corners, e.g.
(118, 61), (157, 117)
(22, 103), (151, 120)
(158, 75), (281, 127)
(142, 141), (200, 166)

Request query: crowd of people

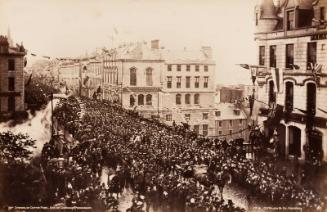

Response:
(39, 96), (325, 211)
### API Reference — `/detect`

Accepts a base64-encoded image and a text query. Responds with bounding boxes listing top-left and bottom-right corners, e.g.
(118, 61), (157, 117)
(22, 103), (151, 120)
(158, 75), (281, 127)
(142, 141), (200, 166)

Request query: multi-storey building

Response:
(254, 0), (327, 161)
(161, 46), (216, 136)
(213, 103), (249, 141)
(0, 34), (26, 117)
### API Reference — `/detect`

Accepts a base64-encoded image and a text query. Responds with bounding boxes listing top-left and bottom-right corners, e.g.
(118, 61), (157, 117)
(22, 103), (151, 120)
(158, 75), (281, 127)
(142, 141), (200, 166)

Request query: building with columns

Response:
(254, 0), (327, 161)
(0, 34), (26, 118)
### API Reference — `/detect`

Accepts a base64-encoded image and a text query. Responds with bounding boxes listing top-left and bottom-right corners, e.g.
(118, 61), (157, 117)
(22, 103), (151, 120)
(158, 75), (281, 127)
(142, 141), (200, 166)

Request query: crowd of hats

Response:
(41, 96), (325, 211)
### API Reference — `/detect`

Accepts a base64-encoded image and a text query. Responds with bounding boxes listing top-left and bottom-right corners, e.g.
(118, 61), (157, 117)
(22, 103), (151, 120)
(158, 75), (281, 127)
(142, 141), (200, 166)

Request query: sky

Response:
(0, 0), (257, 85)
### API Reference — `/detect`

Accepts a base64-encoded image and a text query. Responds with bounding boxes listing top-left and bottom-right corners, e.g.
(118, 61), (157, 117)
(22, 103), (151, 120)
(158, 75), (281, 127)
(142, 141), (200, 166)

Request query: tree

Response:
(0, 131), (36, 164)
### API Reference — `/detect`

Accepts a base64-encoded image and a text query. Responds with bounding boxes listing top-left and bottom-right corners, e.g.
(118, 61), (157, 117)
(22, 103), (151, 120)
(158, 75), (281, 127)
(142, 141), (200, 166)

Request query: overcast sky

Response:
(0, 0), (257, 85)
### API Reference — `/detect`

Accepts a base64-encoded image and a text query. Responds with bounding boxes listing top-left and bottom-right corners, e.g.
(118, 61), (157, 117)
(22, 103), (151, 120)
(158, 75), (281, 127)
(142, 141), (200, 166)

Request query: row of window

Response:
(130, 67), (153, 86)
(216, 119), (243, 128)
(167, 76), (209, 88)
(165, 112), (209, 121)
(175, 93), (200, 105)
(130, 94), (153, 106)
(259, 42), (317, 70)
(193, 124), (209, 136)
(167, 64), (209, 72)
(268, 81), (316, 115)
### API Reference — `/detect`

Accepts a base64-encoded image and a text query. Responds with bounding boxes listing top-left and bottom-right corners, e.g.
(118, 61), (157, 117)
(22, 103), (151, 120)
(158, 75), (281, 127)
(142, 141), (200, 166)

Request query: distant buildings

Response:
(254, 0), (327, 161)
(0, 33), (26, 117)
(57, 41), (220, 136)
(214, 103), (249, 141)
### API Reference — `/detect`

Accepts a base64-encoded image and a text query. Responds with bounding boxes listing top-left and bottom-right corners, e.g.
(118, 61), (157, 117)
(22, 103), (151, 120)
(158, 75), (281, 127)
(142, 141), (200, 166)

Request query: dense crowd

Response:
(40, 96), (325, 211)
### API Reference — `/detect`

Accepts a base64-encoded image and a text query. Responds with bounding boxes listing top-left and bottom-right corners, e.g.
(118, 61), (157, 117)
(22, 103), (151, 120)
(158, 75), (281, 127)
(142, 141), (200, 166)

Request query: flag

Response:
(238, 64), (250, 70)
(25, 74), (32, 86)
(251, 67), (257, 84)
(312, 64), (322, 85)
(271, 67), (283, 93)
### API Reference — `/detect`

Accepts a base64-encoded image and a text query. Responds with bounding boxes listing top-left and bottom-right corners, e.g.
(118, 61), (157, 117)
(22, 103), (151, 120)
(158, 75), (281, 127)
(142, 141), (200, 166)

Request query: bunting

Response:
(271, 67), (283, 93)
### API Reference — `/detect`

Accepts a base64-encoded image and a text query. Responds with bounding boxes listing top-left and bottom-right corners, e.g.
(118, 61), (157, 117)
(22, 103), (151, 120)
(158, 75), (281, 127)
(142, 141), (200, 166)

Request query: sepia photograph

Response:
(0, 0), (326, 211)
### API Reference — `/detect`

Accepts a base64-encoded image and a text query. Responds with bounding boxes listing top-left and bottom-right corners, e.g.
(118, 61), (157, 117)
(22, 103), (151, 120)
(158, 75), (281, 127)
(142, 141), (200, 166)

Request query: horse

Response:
(108, 174), (121, 199)
(212, 169), (232, 200)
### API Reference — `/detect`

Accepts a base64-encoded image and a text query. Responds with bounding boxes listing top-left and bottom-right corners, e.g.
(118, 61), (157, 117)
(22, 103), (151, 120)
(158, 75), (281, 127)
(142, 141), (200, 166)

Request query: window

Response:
(8, 59), (15, 71)
(167, 76), (172, 88)
(195, 65), (199, 72)
(287, 10), (295, 30)
(185, 94), (190, 104)
(286, 44), (294, 69)
(306, 83), (316, 116)
(219, 121), (222, 127)
(269, 45), (277, 68)
(130, 68), (137, 86)
(321, 7), (326, 21)
(176, 94), (181, 105)
(194, 93), (200, 104)
(186, 76), (191, 88)
(194, 125), (199, 134)
(130, 95), (135, 106)
(259, 46), (265, 66)
(176, 76), (181, 88)
(146, 94), (152, 105)
(239, 119), (243, 126)
(167, 65), (172, 71)
(307, 42), (317, 70)
(255, 12), (259, 26)
(234, 109), (240, 115)
(204, 65), (208, 72)
(268, 80), (276, 106)
(215, 111), (221, 117)
(166, 114), (172, 121)
(298, 9), (314, 28)
(186, 65), (190, 71)
(138, 94), (144, 105)
(229, 130), (232, 135)
(203, 113), (208, 120)
(146, 68), (153, 86)
(8, 96), (15, 112)
(219, 130), (222, 135)
(229, 120), (233, 127)
(195, 77), (200, 88)
(203, 124), (208, 136)
(177, 64), (181, 71)
(204, 77), (209, 88)
(285, 82), (294, 112)
(185, 114), (191, 121)
(8, 77), (15, 91)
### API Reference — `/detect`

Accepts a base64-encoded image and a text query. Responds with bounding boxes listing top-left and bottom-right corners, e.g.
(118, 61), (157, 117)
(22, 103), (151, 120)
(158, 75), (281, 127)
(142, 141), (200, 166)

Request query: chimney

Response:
(151, 40), (159, 49)
(201, 46), (213, 59)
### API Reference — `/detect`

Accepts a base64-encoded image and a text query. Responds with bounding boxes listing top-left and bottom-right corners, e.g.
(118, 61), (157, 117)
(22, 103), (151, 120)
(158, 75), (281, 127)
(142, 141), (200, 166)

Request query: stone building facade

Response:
(254, 0), (327, 161)
(0, 35), (26, 117)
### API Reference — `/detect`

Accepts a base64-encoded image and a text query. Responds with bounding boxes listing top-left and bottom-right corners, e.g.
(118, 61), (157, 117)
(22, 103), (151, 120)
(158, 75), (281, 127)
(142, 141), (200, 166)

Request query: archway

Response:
(288, 126), (301, 158)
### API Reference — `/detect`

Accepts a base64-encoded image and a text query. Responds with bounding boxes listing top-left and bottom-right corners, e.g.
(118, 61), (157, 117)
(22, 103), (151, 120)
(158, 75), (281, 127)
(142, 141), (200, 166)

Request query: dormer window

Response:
(234, 109), (240, 116)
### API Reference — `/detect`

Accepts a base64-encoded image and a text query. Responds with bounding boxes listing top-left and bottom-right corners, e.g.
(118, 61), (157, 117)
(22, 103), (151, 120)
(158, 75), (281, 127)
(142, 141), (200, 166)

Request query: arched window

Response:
(285, 82), (294, 112)
(176, 94), (181, 105)
(130, 95), (135, 107)
(130, 67), (137, 86)
(194, 93), (200, 104)
(138, 94), (144, 105)
(185, 94), (190, 104)
(268, 80), (276, 106)
(146, 94), (152, 105)
(146, 68), (153, 86)
(307, 82), (316, 116)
